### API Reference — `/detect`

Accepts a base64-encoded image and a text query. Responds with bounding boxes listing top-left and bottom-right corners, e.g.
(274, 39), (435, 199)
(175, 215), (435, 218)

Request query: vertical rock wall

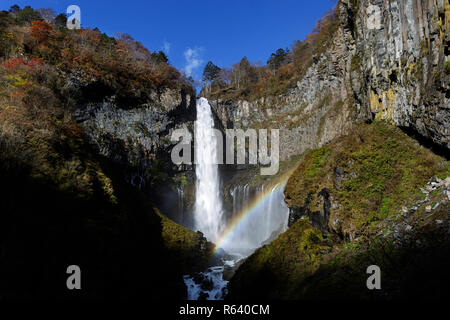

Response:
(208, 0), (449, 160)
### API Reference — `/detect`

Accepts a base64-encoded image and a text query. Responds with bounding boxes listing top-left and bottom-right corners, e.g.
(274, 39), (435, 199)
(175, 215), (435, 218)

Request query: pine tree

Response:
(202, 61), (221, 92)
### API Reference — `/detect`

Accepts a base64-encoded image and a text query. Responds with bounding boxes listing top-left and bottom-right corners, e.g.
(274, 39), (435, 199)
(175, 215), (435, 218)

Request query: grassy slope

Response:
(285, 121), (449, 235)
(227, 121), (450, 300)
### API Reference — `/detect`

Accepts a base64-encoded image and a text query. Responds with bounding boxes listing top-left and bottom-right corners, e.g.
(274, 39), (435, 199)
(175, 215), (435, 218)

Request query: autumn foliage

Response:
(4, 57), (43, 71)
(0, 6), (192, 110)
(30, 20), (55, 44)
(203, 7), (339, 101)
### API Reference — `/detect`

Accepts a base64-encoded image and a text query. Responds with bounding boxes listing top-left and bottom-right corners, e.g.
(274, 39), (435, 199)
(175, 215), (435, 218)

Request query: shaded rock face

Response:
(72, 89), (197, 225)
(208, 0), (449, 162)
(288, 188), (331, 236)
(74, 89), (196, 186)
(348, 0), (449, 151)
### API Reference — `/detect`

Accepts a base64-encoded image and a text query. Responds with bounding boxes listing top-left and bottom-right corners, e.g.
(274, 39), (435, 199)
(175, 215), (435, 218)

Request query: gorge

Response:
(0, 0), (449, 301)
(183, 98), (291, 300)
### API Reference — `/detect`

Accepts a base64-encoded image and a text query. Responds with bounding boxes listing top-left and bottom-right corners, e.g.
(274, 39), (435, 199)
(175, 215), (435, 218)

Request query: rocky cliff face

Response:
(73, 88), (196, 188)
(223, 0), (450, 300)
(348, 0), (449, 150)
(208, 28), (355, 161)
(208, 0), (449, 161)
(227, 122), (450, 300)
(70, 85), (197, 225)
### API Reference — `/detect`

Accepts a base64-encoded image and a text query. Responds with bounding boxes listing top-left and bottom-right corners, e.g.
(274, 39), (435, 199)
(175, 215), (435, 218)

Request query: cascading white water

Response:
(193, 97), (223, 242)
(224, 184), (289, 256)
(185, 97), (290, 300)
(177, 187), (184, 223)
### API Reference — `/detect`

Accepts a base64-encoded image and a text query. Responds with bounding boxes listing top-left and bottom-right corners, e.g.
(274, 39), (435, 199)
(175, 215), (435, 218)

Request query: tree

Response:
(37, 8), (55, 24)
(9, 5), (20, 15)
(30, 20), (55, 44)
(202, 61), (221, 92)
(0, 12), (16, 58)
(54, 14), (67, 29)
(15, 6), (42, 25)
(305, 9), (338, 48)
(216, 68), (232, 87)
(231, 57), (250, 89)
(267, 48), (290, 73)
(236, 57), (258, 87)
(150, 51), (169, 65)
(0, 11), (14, 30)
(115, 32), (152, 63)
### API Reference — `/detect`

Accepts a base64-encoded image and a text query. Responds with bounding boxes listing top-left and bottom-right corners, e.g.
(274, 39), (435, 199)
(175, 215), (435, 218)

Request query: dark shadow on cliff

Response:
(0, 132), (209, 300)
(399, 126), (449, 161)
(227, 222), (450, 300)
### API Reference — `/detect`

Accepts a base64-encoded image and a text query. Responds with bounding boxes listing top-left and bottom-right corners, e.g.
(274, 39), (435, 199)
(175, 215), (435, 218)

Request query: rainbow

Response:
(214, 166), (298, 254)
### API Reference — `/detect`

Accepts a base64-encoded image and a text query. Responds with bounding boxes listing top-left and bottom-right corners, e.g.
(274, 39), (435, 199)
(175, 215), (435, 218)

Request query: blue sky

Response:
(2, 0), (336, 81)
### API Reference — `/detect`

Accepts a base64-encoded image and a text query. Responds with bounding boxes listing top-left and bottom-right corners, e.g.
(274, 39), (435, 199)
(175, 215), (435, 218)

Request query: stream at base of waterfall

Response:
(183, 98), (289, 300)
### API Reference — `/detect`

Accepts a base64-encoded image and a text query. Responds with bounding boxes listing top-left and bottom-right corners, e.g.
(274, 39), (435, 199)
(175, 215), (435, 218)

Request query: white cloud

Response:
(162, 41), (171, 54)
(183, 47), (204, 77)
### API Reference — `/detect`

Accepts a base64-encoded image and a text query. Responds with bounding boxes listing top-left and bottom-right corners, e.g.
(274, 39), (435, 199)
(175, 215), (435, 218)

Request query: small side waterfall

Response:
(224, 184), (289, 256)
(193, 97), (224, 242)
(177, 187), (184, 223)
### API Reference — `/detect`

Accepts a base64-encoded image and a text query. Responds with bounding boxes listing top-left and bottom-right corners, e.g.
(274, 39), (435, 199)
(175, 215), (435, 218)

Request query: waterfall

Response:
(225, 184), (289, 256)
(177, 187), (184, 224)
(193, 97), (223, 242)
(185, 97), (289, 300)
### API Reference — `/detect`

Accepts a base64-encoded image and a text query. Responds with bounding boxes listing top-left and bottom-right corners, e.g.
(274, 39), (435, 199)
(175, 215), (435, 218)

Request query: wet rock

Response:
(288, 205), (308, 227)
(198, 292), (209, 301)
(288, 188), (334, 236)
(200, 278), (214, 291)
(222, 266), (235, 282)
(221, 287), (228, 297)
(430, 177), (440, 183)
(309, 189), (332, 235)
(192, 273), (206, 285)
(333, 167), (346, 191)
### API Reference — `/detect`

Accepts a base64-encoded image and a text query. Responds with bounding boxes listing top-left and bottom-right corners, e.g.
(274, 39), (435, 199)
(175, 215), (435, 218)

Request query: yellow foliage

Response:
(369, 88), (395, 122)
(445, 4), (450, 31)
(1, 32), (14, 40)
(369, 89), (379, 114)
(96, 170), (117, 204)
(4, 72), (32, 88)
